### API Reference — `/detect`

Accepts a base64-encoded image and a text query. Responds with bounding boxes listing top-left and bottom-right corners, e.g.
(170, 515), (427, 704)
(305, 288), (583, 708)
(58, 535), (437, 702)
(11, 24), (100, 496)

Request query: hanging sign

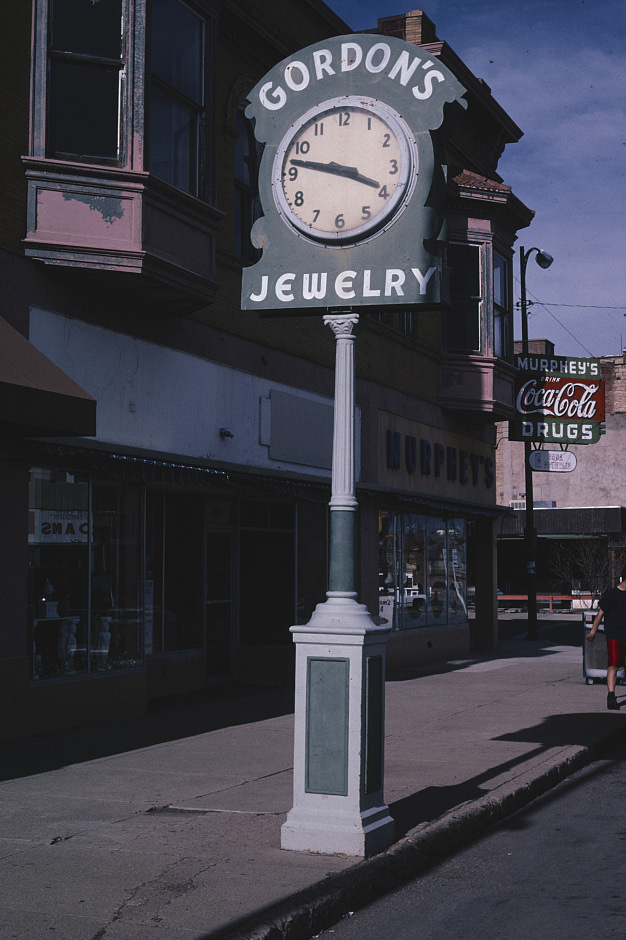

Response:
(509, 355), (605, 445)
(528, 450), (577, 472)
(241, 34), (466, 314)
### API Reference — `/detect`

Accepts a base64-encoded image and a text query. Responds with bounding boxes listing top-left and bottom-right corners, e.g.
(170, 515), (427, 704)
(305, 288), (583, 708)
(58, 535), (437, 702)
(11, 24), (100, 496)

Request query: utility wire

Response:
(513, 276), (597, 357)
(538, 303), (626, 310)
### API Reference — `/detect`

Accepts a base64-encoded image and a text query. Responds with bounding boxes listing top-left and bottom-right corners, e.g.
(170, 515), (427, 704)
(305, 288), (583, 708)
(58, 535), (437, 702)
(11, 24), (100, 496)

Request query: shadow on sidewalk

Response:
(390, 709), (626, 838)
(1, 682), (294, 783)
(388, 619), (582, 683)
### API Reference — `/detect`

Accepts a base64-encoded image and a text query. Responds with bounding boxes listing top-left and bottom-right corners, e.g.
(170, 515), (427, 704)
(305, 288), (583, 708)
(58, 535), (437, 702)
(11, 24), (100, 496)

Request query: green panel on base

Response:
(305, 657), (349, 795)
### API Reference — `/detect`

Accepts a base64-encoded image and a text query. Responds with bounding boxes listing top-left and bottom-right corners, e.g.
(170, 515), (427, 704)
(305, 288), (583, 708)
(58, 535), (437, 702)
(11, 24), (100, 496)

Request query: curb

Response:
(206, 722), (626, 940)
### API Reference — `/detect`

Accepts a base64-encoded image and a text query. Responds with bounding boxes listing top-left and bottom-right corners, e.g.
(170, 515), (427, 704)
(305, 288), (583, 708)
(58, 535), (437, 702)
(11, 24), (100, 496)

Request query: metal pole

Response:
(520, 247), (538, 640)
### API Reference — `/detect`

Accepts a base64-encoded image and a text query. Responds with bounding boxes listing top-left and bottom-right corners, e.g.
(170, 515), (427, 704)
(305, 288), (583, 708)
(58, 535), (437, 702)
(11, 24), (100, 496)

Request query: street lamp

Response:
(519, 246), (554, 640)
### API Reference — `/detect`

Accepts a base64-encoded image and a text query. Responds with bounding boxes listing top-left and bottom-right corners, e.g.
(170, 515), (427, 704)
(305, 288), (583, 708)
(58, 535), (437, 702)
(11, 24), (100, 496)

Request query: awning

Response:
(0, 317), (96, 437)
(358, 483), (511, 519)
(30, 441), (332, 503)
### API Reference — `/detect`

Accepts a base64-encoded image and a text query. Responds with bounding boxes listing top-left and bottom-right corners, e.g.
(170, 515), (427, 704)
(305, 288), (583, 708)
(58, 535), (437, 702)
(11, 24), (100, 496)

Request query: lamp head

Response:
(535, 249), (554, 270)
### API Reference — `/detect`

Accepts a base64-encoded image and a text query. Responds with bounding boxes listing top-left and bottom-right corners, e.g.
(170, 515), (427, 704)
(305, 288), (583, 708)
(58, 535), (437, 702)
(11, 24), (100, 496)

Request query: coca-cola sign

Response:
(508, 356), (605, 445)
(516, 375), (604, 422)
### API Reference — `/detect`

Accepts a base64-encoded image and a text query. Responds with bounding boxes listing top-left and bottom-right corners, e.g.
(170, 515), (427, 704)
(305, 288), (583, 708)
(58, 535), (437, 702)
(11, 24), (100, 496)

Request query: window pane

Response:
(398, 514), (427, 629)
(239, 530), (295, 644)
(427, 517), (448, 623)
(51, 0), (123, 59)
(206, 530), (232, 676)
(493, 251), (511, 359)
(447, 518), (467, 623)
(145, 491), (165, 655)
(494, 252), (508, 309)
(378, 511), (396, 627)
(149, 84), (198, 191)
(494, 308), (509, 359)
(163, 494), (203, 651)
(447, 243), (481, 351)
(49, 60), (120, 159)
(151, 0), (203, 104)
(28, 468), (89, 679)
(234, 111), (252, 186)
(92, 484), (143, 670)
(239, 502), (295, 645)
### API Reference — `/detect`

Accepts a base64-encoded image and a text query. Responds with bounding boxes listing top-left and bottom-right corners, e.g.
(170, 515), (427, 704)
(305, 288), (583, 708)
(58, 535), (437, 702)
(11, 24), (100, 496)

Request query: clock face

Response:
(272, 96), (418, 245)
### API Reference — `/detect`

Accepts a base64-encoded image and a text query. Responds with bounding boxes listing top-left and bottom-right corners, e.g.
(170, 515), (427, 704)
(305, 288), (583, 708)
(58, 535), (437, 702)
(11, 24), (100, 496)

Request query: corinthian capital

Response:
(323, 313), (359, 338)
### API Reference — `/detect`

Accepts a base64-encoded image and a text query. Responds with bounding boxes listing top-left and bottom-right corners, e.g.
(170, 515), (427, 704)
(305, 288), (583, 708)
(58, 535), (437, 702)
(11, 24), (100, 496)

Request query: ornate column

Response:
(325, 312), (359, 594)
(280, 313), (394, 858)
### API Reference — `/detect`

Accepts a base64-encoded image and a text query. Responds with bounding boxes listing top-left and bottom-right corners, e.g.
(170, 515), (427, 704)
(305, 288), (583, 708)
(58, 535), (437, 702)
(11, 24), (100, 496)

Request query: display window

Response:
(378, 511), (467, 629)
(28, 467), (143, 678)
(28, 465), (329, 678)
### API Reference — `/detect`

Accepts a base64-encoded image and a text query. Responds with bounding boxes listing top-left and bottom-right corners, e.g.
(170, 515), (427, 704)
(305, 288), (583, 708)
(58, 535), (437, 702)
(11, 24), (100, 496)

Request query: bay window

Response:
(24, 0), (220, 305)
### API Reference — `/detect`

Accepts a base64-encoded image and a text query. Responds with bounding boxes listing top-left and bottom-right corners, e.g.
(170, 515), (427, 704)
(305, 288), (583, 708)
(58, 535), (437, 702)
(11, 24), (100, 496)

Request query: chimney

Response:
(372, 10), (439, 45)
(513, 339), (556, 358)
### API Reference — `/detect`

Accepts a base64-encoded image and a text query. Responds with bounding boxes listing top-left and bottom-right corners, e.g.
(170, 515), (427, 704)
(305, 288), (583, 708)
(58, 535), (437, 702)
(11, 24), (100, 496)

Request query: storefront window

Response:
(28, 469), (144, 677)
(378, 510), (467, 629)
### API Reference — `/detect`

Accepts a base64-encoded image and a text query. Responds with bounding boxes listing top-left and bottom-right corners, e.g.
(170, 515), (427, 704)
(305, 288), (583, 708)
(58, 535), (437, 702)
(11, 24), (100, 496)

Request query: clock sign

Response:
(241, 34), (466, 314)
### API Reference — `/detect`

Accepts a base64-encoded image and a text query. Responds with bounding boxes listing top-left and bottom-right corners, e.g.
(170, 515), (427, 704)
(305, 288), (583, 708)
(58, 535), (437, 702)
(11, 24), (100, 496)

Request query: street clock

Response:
(241, 34), (467, 313)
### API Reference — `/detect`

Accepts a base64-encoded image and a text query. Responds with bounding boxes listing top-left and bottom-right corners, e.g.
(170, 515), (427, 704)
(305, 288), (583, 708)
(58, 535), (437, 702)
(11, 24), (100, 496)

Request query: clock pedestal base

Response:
(280, 594), (394, 858)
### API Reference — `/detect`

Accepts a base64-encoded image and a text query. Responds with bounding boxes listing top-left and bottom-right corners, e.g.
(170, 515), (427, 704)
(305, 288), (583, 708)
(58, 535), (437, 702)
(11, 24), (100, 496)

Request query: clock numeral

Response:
(389, 159), (398, 175)
(294, 191), (304, 207)
(312, 209), (320, 223)
(378, 185), (389, 199)
(367, 117), (372, 130)
(382, 133), (391, 148)
(288, 166), (298, 181)
(335, 213), (345, 229)
(361, 206), (371, 220)
(295, 140), (310, 155)
(338, 112), (351, 127)
(314, 122), (324, 136)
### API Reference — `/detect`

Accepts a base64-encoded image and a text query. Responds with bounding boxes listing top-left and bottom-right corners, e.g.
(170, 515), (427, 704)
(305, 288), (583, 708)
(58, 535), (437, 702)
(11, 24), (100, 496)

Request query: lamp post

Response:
(519, 246), (554, 640)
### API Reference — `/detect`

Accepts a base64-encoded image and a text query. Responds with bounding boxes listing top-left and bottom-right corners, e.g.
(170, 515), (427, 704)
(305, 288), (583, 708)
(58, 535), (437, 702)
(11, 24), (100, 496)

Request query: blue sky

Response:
(326, 0), (626, 358)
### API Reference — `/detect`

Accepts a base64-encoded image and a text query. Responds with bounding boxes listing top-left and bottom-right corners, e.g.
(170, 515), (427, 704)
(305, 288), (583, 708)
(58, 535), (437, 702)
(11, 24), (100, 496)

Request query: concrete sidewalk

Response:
(2, 619), (625, 940)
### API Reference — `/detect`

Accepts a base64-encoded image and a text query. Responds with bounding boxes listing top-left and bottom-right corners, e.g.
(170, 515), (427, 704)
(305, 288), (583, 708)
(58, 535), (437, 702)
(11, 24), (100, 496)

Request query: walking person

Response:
(587, 580), (626, 710)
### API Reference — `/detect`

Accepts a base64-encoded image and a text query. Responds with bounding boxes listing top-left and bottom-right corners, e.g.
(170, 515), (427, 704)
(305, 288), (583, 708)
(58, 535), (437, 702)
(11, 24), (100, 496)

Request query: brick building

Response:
(1, 3), (534, 740)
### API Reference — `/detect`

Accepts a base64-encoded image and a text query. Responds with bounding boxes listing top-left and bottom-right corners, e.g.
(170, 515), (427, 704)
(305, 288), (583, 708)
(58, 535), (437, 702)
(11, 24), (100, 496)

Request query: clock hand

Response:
(290, 158), (380, 189)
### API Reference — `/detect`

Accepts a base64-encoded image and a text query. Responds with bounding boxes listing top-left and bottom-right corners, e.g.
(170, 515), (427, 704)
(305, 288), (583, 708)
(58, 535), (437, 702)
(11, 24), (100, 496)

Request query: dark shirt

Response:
(598, 587), (626, 640)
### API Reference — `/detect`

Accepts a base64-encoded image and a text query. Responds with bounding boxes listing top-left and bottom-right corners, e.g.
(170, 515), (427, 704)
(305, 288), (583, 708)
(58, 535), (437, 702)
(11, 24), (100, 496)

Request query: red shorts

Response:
(606, 638), (626, 668)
